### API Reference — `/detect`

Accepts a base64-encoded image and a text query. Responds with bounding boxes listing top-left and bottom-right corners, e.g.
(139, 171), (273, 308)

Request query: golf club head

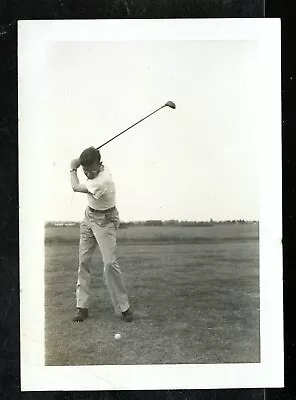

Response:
(165, 101), (176, 109)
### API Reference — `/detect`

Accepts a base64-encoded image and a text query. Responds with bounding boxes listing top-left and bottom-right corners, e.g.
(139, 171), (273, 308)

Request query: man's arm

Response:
(70, 158), (89, 194)
(70, 170), (89, 193)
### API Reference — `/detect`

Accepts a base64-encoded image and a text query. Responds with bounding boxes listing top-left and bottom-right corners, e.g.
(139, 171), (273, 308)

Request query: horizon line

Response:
(45, 218), (259, 223)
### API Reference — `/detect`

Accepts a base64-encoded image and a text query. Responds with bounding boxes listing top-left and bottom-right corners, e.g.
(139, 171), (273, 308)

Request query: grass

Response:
(45, 223), (258, 244)
(45, 224), (260, 365)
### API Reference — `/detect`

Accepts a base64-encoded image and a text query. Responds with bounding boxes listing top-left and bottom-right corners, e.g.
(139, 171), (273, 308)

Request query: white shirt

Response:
(85, 166), (116, 210)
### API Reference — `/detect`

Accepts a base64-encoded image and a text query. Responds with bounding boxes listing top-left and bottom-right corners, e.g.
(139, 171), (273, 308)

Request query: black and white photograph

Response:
(18, 18), (283, 391)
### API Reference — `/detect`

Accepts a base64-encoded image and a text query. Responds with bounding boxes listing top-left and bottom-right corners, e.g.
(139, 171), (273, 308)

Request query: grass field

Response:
(45, 223), (260, 366)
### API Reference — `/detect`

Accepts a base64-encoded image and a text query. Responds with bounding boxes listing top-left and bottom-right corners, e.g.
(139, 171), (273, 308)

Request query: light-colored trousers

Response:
(76, 206), (129, 314)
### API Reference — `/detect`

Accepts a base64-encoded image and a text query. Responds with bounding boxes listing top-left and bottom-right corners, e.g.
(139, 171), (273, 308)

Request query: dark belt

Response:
(88, 206), (115, 213)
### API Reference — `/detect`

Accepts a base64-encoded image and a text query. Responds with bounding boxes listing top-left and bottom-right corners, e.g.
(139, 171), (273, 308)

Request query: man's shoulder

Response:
(91, 166), (113, 185)
(101, 165), (113, 178)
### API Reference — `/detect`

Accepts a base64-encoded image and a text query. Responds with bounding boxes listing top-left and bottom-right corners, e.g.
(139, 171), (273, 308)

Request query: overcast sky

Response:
(43, 39), (259, 222)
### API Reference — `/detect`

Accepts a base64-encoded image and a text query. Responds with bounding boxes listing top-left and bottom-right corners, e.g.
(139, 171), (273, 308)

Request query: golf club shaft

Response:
(96, 105), (166, 150)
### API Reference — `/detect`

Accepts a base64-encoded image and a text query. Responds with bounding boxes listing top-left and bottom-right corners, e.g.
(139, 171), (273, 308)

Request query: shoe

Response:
(122, 308), (133, 322)
(73, 308), (88, 322)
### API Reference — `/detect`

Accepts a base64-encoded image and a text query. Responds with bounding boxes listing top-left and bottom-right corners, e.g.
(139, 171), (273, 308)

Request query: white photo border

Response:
(18, 18), (283, 391)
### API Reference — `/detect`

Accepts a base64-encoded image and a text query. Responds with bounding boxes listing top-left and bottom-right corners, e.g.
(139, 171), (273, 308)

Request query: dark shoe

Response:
(73, 308), (88, 322)
(122, 308), (133, 322)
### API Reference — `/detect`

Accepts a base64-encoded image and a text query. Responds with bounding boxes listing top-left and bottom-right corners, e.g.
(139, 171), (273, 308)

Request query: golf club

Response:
(96, 101), (176, 150)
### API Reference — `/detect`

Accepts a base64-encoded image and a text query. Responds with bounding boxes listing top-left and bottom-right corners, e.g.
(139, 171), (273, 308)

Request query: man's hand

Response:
(70, 158), (81, 170)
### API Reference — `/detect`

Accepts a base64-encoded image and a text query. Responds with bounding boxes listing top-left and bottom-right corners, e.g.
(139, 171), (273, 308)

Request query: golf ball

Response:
(114, 333), (121, 340)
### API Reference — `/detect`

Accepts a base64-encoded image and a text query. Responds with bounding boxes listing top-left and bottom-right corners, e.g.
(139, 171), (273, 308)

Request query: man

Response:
(70, 146), (133, 322)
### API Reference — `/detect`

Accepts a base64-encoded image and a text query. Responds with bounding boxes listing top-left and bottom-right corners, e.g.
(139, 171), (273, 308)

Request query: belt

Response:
(88, 206), (116, 213)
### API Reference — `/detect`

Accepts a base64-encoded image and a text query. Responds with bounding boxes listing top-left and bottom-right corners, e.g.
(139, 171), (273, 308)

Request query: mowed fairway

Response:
(45, 223), (260, 365)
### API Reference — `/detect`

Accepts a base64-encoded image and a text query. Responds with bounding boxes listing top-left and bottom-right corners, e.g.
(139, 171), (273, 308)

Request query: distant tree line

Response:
(45, 221), (79, 227)
(46, 219), (258, 228)
(119, 219), (258, 228)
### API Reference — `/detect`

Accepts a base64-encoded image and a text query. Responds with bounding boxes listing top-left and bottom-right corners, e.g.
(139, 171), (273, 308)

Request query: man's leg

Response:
(74, 220), (97, 321)
(92, 221), (130, 317)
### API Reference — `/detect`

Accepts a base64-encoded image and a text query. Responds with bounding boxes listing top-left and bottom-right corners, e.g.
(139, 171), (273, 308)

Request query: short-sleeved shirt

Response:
(85, 166), (116, 210)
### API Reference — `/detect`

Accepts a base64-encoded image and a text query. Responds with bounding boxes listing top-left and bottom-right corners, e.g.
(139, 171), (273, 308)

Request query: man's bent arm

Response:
(70, 170), (89, 194)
